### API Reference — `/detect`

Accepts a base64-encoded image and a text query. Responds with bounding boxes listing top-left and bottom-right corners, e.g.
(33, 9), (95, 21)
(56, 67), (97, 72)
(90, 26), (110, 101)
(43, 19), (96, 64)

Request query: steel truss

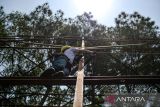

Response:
(0, 76), (160, 85)
(0, 35), (160, 107)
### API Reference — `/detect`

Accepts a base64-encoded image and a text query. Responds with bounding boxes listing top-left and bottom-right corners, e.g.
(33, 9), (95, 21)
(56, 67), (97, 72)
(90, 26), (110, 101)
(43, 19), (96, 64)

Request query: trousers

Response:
(52, 55), (71, 76)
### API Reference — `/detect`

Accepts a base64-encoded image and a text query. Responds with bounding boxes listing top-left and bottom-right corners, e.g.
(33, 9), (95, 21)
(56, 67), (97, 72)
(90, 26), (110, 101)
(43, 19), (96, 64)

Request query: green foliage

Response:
(0, 6), (7, 37)
(0, 3), (160, 107)
(115, 11), (159, 39)
(112, 11), (160, 75)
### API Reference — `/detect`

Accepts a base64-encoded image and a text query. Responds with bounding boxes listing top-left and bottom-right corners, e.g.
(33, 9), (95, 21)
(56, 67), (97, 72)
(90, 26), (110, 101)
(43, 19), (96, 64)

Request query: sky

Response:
(0, 0), (160, 27)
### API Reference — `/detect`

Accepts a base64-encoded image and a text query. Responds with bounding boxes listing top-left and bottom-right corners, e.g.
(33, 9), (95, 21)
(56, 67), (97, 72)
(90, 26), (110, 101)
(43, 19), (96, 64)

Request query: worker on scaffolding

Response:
(40, 45), (94, 77)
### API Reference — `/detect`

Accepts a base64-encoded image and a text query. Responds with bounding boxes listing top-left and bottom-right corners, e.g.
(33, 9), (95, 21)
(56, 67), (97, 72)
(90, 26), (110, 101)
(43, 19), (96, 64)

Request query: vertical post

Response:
(91, 85), (95, 106)
(12, 48), (14, 73)
(73, 37), (85, 107)
(91, 53), (95, 105)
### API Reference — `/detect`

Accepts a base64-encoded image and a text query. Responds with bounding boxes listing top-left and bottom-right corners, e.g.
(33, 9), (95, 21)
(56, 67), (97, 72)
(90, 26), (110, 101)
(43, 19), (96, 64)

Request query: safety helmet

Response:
(61, 45), (71, 53)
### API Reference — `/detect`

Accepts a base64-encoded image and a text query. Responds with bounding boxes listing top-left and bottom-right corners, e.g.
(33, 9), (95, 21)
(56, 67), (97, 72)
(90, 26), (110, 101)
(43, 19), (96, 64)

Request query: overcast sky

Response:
(0, 0), (160, 27)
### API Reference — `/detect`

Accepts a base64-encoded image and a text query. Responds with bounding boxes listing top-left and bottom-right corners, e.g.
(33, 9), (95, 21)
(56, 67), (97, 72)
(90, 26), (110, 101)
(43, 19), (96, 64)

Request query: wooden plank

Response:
(73, 37), (85, 107)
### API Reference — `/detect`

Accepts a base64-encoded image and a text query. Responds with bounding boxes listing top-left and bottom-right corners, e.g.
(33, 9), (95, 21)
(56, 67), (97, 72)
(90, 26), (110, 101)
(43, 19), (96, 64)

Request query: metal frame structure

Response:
(1, 76), (160, 85)
(0, 36), (160, 106)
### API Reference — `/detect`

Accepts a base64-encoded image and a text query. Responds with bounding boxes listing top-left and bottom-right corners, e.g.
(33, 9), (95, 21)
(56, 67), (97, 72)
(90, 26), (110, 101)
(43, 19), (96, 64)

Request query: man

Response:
(40, 45), (93, 77)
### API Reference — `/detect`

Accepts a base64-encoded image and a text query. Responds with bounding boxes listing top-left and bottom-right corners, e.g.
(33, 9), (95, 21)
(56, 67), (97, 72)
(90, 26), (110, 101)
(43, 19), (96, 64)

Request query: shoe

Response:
(52, 71), (64, 77)
(40, 68), (56, 77)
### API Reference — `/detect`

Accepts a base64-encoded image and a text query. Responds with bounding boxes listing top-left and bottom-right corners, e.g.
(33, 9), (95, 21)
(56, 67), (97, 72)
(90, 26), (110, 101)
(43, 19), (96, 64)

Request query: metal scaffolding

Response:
(0, 76), (160, 86)
(0, 36), (160, 106)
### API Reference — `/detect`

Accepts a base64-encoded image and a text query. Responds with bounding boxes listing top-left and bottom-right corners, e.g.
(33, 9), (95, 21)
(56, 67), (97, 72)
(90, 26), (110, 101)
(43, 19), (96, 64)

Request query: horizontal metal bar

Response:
(0, 76), (160, 85)
(0, 46), (159, 51)
(0, 105), (60, 107)
(0, 46), (60, 49)
(0, 37), (159, 41)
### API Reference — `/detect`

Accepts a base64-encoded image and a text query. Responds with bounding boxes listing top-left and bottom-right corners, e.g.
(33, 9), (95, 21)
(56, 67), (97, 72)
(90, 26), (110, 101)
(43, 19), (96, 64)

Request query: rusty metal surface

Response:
(0, 76), (160, 86)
